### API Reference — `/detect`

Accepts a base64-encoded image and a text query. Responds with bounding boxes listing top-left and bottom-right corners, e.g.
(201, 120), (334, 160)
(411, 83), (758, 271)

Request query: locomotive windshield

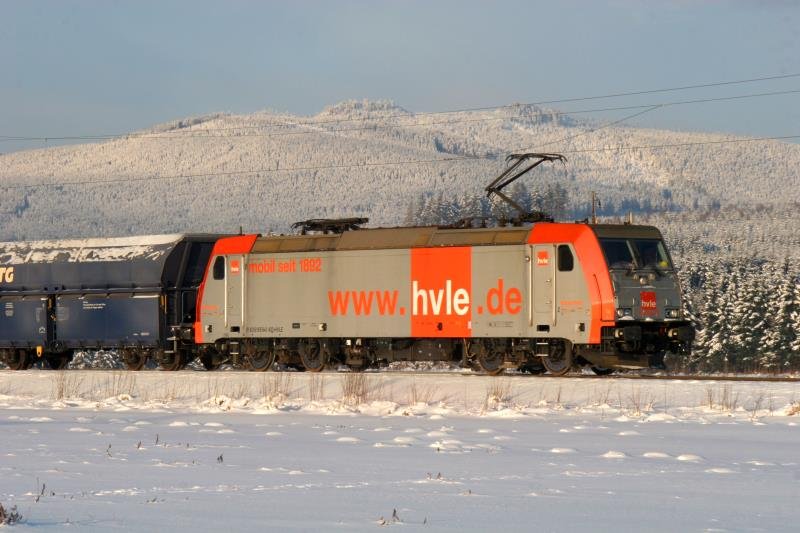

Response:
(599, 238), (672, 270)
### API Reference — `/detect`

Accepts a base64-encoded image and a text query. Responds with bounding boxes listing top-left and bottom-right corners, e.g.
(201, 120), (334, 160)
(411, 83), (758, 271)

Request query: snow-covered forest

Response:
(2, 99), (798, 238)
(1, 100), (798, 372)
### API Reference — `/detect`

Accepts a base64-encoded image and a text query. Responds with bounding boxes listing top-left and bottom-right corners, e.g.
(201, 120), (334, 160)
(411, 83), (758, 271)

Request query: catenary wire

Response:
(2, 88), (798, 142)
(516, 105), (665, 153)
(2, 77), (800, 141)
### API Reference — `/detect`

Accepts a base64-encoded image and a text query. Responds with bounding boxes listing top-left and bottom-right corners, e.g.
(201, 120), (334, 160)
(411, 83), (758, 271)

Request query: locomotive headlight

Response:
(638, 275), (648, 286)
(665, 308), (681, 318)
(616, 308), (633, 319)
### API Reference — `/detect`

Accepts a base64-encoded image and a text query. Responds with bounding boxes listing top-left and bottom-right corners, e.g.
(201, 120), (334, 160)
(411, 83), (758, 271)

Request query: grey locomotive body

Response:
(192, 222), (693, 374)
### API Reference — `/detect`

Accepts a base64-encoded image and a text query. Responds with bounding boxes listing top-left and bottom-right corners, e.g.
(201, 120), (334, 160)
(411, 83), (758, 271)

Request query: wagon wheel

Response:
(123, 349), (148, 371)
(469, 340), (505, 376)
(6, 349), (30, 371)
(243, 342), (276, 372)
(542, 341), (573, 376)
(158, 352), (183, 371)
(46, 354), (70, 370)
(298, 339), (325, 372)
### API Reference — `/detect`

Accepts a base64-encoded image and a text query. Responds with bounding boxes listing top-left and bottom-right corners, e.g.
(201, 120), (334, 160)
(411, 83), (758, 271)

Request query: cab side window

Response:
(212, 256), (225, 280)
(558, 245), (574, 272)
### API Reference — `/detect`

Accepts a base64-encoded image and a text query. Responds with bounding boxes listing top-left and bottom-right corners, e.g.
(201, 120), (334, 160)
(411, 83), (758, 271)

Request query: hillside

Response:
(1, 99), (799, 240)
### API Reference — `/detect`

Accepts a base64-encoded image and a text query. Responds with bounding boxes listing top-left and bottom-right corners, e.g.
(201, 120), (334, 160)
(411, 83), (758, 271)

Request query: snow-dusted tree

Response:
(434, 192), (458, 225)
(728, 261), (767, 371)
(459, 193), (484, 219)
(542, 183), (570, 221)
(509, 182), (532, 215)
(402, 196), (417, 226)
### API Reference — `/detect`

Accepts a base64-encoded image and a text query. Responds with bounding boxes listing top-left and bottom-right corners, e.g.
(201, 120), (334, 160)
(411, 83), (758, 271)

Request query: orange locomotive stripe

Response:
(194, 235), (259, 344)
(212, 234), (259, 255)
(528, 223), (615, 344)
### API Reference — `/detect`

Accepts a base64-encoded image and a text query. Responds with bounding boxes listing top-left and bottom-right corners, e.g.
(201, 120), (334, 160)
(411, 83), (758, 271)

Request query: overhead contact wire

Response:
(2, 76), (800, 141)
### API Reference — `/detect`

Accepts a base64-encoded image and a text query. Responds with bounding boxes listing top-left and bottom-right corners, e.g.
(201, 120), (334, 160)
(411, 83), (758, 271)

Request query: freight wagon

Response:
(0, 234), (221, 370)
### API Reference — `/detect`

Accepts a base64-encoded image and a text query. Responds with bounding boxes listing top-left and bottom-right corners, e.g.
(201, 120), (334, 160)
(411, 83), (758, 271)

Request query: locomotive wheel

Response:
(590, 366), (615, 376)
(469, 341), (505, 376)
(244, 342), (276, 372)
(200, 356), (218, 371)
(519, 360), (546, 375)
(6, 349), (30, 371)
(199, 350), (220, 371)
(123, 349), (148, 371)
(542, 341), (573, 376)
(247, 351), (275, 372)
(298, 339), (325, 372)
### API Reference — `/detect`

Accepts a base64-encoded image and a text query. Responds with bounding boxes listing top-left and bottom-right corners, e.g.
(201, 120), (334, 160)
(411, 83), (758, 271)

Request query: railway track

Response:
(569, 373), (800, 383)
(3, 365), (798, 383)
(368, 370), (800, 383)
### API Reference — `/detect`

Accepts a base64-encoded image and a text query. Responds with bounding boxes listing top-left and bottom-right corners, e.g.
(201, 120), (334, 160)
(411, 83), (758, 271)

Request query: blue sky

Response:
(1, 0), (799, 153)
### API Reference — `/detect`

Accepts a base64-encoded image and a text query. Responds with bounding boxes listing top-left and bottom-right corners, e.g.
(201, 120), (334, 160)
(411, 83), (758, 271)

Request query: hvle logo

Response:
(640, 291), (657, 316)
(536, 251), (549, 266)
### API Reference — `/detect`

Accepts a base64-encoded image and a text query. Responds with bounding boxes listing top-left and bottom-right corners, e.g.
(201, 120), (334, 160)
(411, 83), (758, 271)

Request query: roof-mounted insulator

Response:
(291, 217), (369, 235)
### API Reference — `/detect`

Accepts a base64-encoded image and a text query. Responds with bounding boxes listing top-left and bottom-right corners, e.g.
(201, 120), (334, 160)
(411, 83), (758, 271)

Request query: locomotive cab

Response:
(588, 224), (694, 369)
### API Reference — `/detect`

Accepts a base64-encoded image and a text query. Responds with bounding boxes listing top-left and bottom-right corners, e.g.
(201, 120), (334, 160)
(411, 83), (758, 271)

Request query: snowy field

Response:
(1, 371), (799, 531)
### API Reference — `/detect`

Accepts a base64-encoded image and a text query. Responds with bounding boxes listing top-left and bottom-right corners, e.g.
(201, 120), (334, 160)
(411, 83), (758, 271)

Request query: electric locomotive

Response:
(190, 219), (693, 375)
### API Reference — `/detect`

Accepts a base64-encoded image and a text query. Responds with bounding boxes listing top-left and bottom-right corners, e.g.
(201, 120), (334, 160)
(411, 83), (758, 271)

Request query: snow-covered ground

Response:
(1, 371), (799, 531)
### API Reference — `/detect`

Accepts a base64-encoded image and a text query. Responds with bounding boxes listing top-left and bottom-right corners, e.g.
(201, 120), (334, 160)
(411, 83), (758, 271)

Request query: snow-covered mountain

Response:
(0, 99), (798, 240)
